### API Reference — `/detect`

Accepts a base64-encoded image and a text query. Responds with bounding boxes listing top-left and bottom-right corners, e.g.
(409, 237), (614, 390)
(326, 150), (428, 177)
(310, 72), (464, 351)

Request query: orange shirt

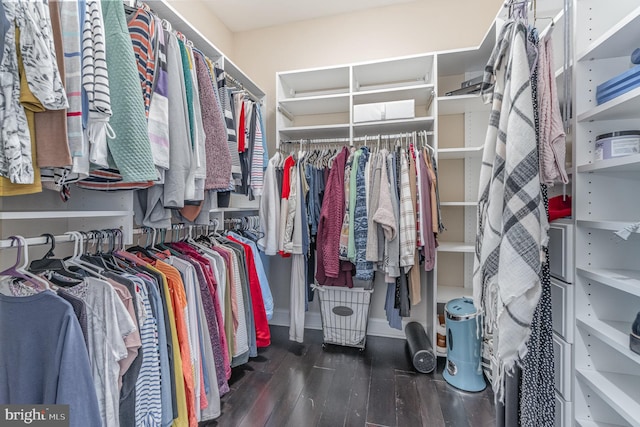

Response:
(155, 261), (197, 427)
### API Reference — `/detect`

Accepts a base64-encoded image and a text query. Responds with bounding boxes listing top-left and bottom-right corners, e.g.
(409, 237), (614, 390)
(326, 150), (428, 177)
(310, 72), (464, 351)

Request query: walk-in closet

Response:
(1, 0), (638, 426)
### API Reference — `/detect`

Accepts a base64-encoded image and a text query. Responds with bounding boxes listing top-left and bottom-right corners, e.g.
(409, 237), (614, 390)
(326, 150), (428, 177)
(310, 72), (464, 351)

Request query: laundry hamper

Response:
(312, 285), (374, 350)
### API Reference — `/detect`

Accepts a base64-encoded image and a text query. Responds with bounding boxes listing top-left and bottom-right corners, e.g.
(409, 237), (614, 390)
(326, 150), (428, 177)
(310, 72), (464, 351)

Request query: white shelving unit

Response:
(276, 54), (436, 147)
(276, 53), (438, 344)
(433, 18), (501, 317)
(573, 1), (640, 425)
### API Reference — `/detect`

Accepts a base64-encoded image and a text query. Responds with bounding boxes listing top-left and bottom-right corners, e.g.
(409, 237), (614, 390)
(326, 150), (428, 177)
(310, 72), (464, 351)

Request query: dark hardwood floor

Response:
(201, 325), (495, 427)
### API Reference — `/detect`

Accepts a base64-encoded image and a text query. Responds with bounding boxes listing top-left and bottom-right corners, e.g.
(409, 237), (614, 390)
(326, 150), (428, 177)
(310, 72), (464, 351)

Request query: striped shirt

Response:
(250, 107), (265, 196)
(128, 8), (156, 119)
(82, 0), (111, 116)
(133, 278), (163, 427)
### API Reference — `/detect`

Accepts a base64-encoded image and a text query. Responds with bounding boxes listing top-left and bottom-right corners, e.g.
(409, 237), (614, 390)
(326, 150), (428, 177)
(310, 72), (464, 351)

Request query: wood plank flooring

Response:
(201, 325), (495, 427)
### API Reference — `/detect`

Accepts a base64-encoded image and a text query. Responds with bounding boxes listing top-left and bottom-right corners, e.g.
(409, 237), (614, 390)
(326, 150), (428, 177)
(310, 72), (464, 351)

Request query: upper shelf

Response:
(279, 94), (350, 116)
(353, 55), (434, 90)
(437, 95), (490, 115)
(577, 86), (640, 122)
(353, 84), (434, 106)
(278, 66), (350, 98)
(577, 6), (640, 62)
(577, 220), (640, 233)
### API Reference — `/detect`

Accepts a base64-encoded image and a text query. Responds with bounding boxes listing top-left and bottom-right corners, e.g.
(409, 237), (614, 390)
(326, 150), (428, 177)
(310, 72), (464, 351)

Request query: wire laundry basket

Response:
(312, 284), (374, 350)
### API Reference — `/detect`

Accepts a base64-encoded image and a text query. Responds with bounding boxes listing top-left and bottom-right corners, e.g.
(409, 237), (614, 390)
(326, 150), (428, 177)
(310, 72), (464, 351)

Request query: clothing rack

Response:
(280, 131), (433, 147)
(226, 73), (262, 103)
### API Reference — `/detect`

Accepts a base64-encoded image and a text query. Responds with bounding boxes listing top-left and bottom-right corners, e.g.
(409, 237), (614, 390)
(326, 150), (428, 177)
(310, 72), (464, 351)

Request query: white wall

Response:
(167, 0), (235, 57)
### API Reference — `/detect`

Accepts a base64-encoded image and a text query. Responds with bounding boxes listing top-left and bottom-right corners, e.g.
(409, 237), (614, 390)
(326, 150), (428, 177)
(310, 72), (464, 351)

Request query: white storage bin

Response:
(384, 99), (415, 120)
(353, 99), (415, 123)
(353, 102), (385, 123)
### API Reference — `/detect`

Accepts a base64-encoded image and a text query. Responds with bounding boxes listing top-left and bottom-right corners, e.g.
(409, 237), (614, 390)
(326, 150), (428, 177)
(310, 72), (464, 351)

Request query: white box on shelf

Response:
(384, 99), (415, 120)
(353, 102), (385, 123)
(353, 99), (415, 123)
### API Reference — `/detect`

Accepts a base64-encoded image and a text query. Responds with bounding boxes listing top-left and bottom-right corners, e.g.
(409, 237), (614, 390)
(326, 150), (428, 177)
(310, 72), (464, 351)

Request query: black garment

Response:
(515, 28), (555, 427)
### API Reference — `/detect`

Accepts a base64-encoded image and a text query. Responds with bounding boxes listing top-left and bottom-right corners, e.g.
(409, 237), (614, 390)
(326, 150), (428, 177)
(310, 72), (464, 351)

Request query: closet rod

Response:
(226, 73), (262, 103)
(0, 233), (75, 249)
(281, 131), (433, 145)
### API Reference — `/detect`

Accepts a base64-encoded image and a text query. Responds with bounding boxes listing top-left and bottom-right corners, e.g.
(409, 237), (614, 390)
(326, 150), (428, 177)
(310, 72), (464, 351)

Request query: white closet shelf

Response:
(437, 95), (489, 115)
(440, 202), (478, 207)
(279, 124), (350, 139)
(0, 210), (132, 220)
(437, 285), (472, 304)
(437, 146), (484, 159)
(352, 55), (434, 90)
(278, 66), (350, 97)
(577, 6), (640, 62)
(576, 219), (640, 232)
(352, 117), (435, 136)
(437, 242), (474, 253)
(353, 84), (435, 106)
(577, 317), (640, 364)
(577, 267), (640, 297)
(209, 207), (259, 213)
(575, 369), (640, 426)
(278, 94), (350, 116)
(577, 154), (640, 173)
(575, 421), (627, 427)
(577, 86), (640, 122)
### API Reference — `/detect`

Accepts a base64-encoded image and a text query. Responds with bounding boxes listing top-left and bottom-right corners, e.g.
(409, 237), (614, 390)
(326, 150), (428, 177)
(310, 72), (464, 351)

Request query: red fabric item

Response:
(278, 156), (296, 258)
(281, 155), (295, 199)
(317, 147), (350, 279)
(548, 195), (572, 222)
(237, 102), (246, 153)
(227, 236), (271, 347)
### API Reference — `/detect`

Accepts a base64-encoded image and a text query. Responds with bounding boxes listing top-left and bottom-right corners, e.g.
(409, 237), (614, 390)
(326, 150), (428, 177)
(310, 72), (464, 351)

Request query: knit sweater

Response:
(193, 50), (231, 190)
(317, 147), (349, 279)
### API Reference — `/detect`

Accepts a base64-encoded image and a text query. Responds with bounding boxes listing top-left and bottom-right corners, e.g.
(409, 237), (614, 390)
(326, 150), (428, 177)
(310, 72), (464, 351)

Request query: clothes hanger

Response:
(64, 231), (110, 279)
(28, 233), (84, 283)
(0, 236), (51, 291)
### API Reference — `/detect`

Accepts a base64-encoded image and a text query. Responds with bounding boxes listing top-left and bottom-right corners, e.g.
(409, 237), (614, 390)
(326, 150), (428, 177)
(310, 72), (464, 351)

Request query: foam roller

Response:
(405, 322), (436, 373)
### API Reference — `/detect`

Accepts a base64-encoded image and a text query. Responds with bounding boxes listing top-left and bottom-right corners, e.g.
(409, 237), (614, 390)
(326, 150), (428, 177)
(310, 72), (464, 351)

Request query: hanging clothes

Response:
(0, 291), (102, 427)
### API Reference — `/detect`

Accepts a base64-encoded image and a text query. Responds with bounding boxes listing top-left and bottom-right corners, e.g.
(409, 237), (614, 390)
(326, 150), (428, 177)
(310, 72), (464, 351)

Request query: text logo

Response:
(0, 405), (69, 427)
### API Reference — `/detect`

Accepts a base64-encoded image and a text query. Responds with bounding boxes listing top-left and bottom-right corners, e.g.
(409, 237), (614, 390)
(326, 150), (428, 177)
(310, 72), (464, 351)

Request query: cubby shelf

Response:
(575, 369), (640, 427)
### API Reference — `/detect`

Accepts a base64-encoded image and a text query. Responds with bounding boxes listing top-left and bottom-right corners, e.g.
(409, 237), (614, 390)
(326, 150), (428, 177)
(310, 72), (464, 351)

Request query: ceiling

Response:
(202, 0), (419, 32)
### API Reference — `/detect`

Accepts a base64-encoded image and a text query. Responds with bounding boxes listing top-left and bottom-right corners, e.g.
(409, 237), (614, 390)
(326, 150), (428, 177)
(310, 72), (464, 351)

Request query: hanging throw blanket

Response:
(473, 20), (549, 402)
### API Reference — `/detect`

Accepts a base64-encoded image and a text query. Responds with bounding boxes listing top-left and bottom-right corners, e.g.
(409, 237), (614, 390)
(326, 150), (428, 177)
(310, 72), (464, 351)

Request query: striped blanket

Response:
(473, 20), (549, 401)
